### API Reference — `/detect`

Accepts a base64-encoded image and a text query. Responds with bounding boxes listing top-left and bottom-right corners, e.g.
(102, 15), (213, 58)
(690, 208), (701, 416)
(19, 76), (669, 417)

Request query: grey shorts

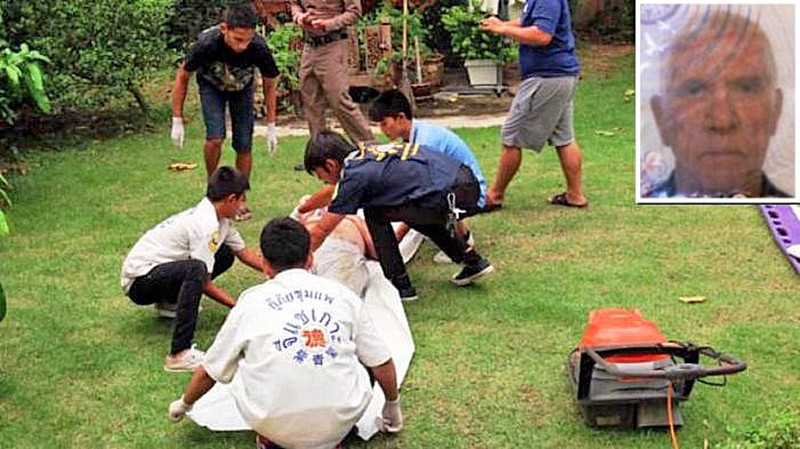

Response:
(501, 75), (578, 152)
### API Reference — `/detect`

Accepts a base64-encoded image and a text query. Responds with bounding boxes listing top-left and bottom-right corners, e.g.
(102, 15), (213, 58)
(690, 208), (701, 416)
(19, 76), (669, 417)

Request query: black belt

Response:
(305, 30), (348, 48)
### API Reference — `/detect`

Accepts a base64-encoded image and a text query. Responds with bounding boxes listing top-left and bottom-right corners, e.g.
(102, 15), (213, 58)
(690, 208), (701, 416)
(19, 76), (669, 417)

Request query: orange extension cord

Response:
(667, 382), (680, 449)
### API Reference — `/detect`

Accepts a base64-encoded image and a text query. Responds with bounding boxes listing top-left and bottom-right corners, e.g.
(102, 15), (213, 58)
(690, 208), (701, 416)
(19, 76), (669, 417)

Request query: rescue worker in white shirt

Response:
(168, 217), (403, 449)
(120, 167), (265, 372)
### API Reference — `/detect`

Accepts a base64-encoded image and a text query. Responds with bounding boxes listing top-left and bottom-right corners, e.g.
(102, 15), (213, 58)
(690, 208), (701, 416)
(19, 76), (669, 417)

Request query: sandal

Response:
(548, 192), (588, 208)
(480, 202), (503, 213)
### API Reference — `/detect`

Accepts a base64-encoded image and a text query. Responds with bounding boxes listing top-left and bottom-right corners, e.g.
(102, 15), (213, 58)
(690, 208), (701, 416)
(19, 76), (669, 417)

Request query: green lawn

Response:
(1, 50), (798, 449)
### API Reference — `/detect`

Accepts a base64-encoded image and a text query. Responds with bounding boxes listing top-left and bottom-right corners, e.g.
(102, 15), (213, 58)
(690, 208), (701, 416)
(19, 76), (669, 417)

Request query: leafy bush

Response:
(420, 0), (462, 66)
(266, 24), (302, 93)
(3, 0), (174, 112)
(361, 3), (431, 60)
(263, 23), (302, 114)
(357, 3), (437, 79)
(0, 9), (51, 125)
(440, 0), (515, 63)
(167, 0), (241, 53)
(0, 43), (52, 125)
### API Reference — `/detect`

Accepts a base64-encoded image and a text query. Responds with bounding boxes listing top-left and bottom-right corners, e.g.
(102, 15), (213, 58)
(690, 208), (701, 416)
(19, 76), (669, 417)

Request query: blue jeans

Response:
(198, 80), (254, 153)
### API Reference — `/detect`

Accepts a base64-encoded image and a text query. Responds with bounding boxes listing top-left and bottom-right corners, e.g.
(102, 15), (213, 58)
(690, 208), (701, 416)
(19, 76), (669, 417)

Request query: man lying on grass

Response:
(290, 195), (415, 297)
(120, 166), (264, 372)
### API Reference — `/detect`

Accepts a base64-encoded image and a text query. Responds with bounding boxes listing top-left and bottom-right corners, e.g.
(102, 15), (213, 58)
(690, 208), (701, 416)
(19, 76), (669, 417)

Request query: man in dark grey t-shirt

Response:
(171, 3), (280, 220)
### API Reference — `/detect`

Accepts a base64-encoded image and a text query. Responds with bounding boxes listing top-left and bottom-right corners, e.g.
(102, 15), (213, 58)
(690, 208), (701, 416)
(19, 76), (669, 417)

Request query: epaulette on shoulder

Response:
(362, 143), (420, 161)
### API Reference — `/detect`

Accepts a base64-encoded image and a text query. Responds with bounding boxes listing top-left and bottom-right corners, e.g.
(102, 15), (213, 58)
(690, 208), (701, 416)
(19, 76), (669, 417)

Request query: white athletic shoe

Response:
(154, 302), (202, 319)
(164, 344), (205, 372)
(433, 232), (475, 264)
(154, 302), (177, 319)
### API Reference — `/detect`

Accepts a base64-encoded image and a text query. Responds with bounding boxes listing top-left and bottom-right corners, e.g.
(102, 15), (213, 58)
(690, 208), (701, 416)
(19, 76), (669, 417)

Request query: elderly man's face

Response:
(652, 29), (782, 194)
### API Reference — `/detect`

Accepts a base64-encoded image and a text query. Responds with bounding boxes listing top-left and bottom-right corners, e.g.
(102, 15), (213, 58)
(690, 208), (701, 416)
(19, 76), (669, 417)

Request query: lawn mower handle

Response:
(582, 342), (747, 381)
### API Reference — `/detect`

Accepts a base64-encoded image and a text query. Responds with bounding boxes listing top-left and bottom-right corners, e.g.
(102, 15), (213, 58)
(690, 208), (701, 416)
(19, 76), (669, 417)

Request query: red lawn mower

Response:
(568, 308), (747, 430)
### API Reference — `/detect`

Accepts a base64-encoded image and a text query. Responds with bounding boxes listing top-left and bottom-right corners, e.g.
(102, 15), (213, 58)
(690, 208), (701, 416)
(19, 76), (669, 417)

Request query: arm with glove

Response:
(370, 359), (403, 433)
(262, 75), (278, 156)
(170, 65), (193, 147)
(168, 365), (216, 422)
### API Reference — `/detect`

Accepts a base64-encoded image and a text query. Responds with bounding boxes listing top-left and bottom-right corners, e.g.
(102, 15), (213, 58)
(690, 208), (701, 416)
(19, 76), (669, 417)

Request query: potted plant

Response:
(441, 0), (515, 86)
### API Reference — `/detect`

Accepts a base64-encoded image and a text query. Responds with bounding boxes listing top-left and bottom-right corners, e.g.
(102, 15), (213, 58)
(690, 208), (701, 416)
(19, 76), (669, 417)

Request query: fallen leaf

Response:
(594, 130), (615, 137)
(624, 88), (635, 97)
(168, 163), (198, 171)
(679, 296), (706, 304)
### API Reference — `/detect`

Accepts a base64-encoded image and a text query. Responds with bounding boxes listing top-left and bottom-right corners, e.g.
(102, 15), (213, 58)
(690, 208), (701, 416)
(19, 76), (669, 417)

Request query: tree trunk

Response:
(128, 84), (150, 113)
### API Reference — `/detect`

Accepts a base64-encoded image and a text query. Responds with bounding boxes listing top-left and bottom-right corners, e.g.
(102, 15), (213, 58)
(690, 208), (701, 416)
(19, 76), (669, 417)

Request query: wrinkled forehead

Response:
(664, 13), (777, 87)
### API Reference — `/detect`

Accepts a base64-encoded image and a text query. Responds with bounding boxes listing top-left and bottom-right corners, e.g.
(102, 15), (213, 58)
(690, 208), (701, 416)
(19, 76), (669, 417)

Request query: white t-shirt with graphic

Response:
(120, 197), (245, 293)
(203, 269), (391, 449)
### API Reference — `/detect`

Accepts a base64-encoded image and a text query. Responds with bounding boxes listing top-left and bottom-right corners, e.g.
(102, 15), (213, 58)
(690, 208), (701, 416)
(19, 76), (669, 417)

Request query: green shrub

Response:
(266, 24), (302, 94)
(166, 0), (241, 53)
(0, 43), (52, 124)
(357, 3), (436, 78)
(3, 0), (174, 112)
(0, 9), (51, 125)
(421, 0), (461, 66)
(440, 0), (516, 63)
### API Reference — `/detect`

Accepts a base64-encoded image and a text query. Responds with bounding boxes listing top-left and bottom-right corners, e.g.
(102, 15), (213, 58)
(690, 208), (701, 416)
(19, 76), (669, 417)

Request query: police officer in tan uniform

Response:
(290, 0), (374, 147)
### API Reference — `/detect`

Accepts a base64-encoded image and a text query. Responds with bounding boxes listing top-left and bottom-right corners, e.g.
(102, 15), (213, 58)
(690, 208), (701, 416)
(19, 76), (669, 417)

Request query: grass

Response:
(1, 49), (799, 449)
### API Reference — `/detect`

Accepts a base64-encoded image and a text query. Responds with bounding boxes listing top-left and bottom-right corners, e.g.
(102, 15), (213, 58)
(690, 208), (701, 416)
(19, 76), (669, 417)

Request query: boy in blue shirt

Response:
(369, 90), (487, 264)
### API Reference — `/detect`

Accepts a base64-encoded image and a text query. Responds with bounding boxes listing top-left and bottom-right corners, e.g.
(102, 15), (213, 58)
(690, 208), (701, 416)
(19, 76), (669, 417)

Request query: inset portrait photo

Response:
(637, 3), (796, 203)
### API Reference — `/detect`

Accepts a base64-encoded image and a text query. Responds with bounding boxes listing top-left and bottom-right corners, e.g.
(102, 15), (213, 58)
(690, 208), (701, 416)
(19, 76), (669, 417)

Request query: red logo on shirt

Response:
(302, 328), (327, 348)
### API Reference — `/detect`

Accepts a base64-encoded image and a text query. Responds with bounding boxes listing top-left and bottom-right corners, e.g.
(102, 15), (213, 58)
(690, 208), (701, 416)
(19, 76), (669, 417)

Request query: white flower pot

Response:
(464, 59), (501, 86)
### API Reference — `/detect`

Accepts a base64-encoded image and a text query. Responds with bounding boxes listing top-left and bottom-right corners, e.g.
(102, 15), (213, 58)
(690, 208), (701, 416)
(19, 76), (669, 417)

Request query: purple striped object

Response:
(760, 205), (800, 274)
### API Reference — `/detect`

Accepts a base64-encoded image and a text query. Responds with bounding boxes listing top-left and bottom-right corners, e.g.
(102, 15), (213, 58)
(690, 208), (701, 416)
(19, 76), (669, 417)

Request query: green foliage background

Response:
(441, 0), (516, 63)
(2, 0), (174, 112)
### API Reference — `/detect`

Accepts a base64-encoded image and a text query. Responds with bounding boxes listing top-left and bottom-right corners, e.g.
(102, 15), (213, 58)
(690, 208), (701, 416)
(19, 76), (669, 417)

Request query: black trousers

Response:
(365, 165), (481, 288)
(128, 245), (234, 355)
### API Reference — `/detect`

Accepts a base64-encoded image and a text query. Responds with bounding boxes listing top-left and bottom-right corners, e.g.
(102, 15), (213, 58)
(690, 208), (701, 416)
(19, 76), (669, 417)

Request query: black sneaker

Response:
(397, 284), (418, 301)
(450, 257), (494, 286)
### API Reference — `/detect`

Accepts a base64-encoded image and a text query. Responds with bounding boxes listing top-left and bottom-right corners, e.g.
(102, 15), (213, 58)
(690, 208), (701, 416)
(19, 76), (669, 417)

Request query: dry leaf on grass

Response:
(168, 163), (198, 171)
(678, 295), (706, 304)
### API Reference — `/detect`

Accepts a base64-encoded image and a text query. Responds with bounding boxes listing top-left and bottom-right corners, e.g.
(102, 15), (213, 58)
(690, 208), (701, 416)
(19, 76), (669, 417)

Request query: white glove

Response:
(168, 396), (192, 422)
(171, 117), (185, 148)
(380, 397), (403, 433)
(267, 122), (278, 156)
(289, 194), (313, 221)
(289, 205), (302, 222)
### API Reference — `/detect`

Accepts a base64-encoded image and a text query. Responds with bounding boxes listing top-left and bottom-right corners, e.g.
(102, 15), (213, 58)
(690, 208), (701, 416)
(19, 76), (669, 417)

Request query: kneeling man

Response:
(168, 217), (403, 449)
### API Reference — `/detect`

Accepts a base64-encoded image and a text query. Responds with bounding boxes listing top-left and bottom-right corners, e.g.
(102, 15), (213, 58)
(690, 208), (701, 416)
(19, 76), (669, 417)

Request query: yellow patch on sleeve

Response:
(208, 230), (220, 252)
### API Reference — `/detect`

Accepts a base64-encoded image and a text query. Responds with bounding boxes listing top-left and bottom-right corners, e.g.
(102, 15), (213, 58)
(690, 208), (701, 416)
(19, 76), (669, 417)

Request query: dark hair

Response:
(303, 130), (356, 175)
(223, 3), (259, 29)
(206, 166), (250, 201)
(369, 89), (413, 122)
(260, 217), (310, 272)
